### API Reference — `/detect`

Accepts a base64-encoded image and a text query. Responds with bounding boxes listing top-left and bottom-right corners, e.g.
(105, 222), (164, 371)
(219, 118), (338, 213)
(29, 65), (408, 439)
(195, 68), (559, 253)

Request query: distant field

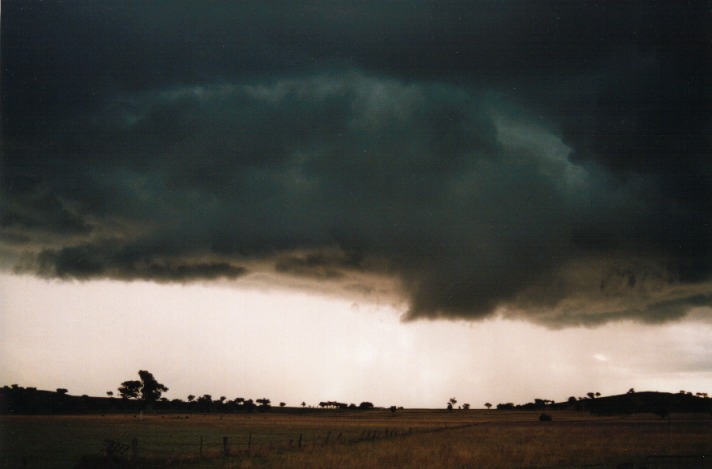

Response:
(2, 410), (712, 468)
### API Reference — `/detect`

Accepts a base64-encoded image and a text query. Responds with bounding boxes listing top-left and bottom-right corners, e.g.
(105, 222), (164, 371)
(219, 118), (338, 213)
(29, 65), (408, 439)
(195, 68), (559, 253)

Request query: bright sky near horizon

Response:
(3, 272), (712, 408)
(2, 2), (711, 410)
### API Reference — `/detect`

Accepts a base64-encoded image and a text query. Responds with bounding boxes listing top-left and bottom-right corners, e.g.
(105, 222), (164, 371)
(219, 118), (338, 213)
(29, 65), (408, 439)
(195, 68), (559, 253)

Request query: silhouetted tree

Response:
(187, 394), (195, 402)
(389, 405), (397, 414)
(359, 402), (374, 409)
(280, 402), (286, 407)
(301, 401), (306, 408)
(138, 370), (168, 402)
(106, 391), (113, 397)
(56, 388), (68, 395)
(198, 394), (212, 413)
(257, 398), (271, 407)
(118, 370), (168, 403)
(118, 380), (141, 400)
(462, 403), (470, 410)
(485, 402), (492, 409)
(628, 388), (635, 394)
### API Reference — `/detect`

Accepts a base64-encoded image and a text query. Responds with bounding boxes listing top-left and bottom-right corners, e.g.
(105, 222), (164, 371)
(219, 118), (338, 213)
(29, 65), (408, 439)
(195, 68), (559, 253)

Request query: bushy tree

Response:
(118, 380), (141, 399)
(118, 370), (168, 402)
(138, 370), (168, 402)
(256, 398), (271, 411)
(447, 397), (457, 411)
(197, 394), (212, 412)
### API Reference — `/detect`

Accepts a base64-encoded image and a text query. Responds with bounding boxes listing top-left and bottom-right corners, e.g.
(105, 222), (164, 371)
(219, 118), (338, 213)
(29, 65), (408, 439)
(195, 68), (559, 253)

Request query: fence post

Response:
(223, 436), (229, 456)
(131, 437), (138, 463)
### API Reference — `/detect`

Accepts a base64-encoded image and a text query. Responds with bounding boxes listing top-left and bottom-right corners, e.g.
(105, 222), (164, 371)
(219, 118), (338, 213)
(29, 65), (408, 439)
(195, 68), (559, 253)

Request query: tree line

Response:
(4, 372), (711, 416)
(1, 370), (386, 415)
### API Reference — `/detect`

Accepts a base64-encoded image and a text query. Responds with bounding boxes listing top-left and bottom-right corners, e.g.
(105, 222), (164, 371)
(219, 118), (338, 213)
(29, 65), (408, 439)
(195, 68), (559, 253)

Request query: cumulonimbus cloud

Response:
(2, 1), (710, 327)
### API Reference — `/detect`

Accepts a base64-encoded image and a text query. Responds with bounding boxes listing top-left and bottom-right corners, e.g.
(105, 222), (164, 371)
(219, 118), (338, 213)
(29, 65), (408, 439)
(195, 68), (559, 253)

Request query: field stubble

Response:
(2, 410), (712, 468)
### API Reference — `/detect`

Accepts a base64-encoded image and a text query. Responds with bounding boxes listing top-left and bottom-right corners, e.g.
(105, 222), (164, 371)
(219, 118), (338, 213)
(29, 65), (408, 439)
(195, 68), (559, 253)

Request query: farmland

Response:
(2, 409), (712, 468)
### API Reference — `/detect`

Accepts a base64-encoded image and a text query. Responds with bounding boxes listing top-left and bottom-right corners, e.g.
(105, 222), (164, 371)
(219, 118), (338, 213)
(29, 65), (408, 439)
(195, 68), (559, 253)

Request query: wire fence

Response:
(78, 424), (446, 467)
(82, 432), (712, 469)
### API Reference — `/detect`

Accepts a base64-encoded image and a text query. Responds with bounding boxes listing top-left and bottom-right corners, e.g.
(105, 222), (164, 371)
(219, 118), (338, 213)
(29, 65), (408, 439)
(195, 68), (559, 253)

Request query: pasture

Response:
(2, 409), (712, 468)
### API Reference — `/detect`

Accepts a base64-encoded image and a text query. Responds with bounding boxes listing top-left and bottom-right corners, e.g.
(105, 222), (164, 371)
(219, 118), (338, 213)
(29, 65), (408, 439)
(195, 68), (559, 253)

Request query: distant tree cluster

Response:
(316, 401), (377, 410)
(0, 380), (418, 415)
(319, 401), (348, 409)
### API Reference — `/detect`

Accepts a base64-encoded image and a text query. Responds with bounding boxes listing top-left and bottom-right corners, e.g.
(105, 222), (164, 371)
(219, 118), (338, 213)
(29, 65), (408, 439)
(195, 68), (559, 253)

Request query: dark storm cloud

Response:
(32, 240), (246, 282)
(2, 1), (711, 326)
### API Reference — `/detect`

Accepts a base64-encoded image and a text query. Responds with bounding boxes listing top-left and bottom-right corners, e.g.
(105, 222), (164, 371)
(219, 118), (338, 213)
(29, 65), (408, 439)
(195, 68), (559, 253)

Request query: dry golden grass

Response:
(266, 414), (712, 469)
(2, 410), (712, 468)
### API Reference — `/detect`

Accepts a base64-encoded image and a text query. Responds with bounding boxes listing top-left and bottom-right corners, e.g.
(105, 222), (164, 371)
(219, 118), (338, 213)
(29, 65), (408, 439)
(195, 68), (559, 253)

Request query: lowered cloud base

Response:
(2, 2), (710, 327)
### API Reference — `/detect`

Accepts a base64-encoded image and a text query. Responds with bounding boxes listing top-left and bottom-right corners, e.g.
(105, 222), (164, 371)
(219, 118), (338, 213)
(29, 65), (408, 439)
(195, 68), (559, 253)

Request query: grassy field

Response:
(2, 409), (712, 468)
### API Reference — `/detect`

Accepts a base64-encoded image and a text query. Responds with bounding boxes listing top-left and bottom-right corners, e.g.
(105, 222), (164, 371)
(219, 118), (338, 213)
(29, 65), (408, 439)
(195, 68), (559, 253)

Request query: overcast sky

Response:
(1, 1), (711, 407)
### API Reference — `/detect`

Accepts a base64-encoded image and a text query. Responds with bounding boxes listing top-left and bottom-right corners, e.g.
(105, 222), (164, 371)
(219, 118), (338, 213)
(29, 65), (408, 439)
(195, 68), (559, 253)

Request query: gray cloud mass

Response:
(2, 1), (711, 326)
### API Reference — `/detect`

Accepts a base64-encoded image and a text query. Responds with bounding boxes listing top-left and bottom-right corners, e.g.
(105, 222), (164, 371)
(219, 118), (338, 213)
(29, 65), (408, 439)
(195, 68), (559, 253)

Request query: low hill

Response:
(551, 391), (711, 415)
